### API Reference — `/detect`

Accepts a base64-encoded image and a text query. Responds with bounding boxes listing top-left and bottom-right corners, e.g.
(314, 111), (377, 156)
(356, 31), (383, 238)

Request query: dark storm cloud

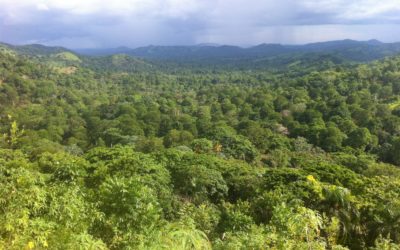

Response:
(0, 0), (400, 48)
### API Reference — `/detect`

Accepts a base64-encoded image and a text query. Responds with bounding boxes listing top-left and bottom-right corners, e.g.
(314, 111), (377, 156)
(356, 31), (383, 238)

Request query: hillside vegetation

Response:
(1, 44), (400, 249)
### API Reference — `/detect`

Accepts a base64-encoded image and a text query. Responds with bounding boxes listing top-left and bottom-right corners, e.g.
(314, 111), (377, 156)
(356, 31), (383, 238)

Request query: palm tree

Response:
(321, 185), (364, 246)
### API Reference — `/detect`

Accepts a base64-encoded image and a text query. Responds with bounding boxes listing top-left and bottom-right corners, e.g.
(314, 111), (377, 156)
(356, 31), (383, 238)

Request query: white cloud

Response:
(301, 0), (400, 22)
(0, 0), (400, 47)
(343, 0), (400, 20)
(0, 0), (203, 18)
(36, 3), (49, 11)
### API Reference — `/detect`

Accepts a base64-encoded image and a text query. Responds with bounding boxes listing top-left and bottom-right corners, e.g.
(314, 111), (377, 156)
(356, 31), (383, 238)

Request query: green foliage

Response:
(191, 138), (214, 154)
(85, 146), (173, 211)
(170, 160), (228, 203)
(140, 219), (212, 250)
(0, 117), (24, 149)
(93, 177), (162, 248)
(210, 126), (259, 162)
(164, 129), (194, 147)
(52, 52), (82, 63)
(346, 127), (375, 150)
(371, 236), (400, 250)
(1, 46), (400, 249)
(38, 152), (89, 184)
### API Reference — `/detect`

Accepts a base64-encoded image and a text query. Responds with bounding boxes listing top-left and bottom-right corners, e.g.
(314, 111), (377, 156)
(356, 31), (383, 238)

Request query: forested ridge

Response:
(1, 44), (400, 249)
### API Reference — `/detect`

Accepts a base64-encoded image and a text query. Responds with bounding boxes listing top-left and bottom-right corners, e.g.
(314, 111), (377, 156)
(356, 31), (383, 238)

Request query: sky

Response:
(0, 0), (400, 48)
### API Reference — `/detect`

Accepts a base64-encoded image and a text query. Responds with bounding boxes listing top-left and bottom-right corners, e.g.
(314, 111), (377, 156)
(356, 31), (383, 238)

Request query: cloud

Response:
(0, 0), (399, 47)
(301, 0), (400, 23)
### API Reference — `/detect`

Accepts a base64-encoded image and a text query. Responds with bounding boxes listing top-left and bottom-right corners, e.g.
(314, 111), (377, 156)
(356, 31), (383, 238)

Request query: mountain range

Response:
(73, 39), (400, 62)
(2, 39), (400, 71)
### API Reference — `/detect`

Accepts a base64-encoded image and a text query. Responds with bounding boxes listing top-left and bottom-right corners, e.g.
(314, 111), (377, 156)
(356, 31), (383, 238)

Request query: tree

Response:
(320, 125), (345, 152)
(93, 177), (162, 248)
(346, 127), (375, 150)
(163, 129), (194, 148)
(191, 138), (213, 154)
(389, 137), (400, 166)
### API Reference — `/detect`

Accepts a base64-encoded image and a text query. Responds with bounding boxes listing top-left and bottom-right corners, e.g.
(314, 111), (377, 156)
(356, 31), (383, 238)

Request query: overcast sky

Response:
(1, 0), (400, 48)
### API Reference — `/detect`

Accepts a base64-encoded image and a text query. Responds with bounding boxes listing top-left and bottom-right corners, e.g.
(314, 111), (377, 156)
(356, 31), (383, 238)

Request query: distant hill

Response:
(74, 46), (132, 56)
(0, 42), (154, 73)
(82, 54), (155, 72)
(72, 40), (400, 64)
(0, 42), (71, 56)
(51, 52), (82, 62)
(3, 40), (400, 72)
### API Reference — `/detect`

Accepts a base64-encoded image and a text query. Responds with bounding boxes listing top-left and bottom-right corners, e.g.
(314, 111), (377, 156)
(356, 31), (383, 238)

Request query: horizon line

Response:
(2, 38), (400, 50)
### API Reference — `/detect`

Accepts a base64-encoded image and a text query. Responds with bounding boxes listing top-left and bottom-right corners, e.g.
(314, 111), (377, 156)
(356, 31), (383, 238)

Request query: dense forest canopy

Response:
(1, 42), (400, 249)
